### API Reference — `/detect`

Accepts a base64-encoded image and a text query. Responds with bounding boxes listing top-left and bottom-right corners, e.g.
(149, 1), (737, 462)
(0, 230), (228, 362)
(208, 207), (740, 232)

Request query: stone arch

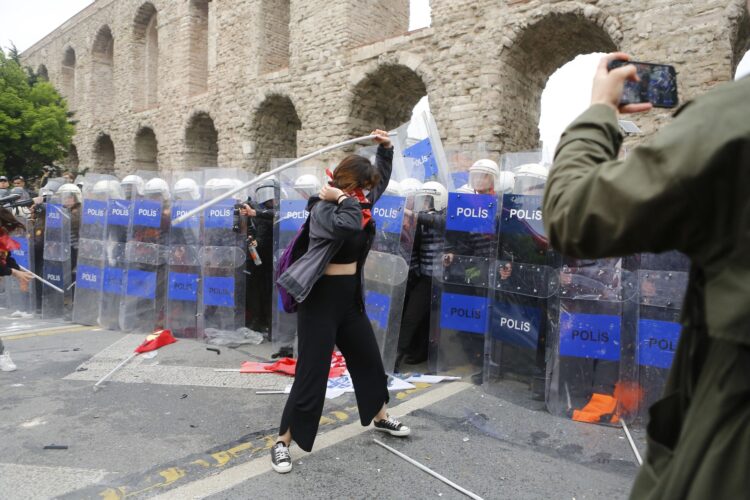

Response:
(133, 2), (159, 109)
(249, 93), (301, 172)
(349, 63), (427, 136)
(92, 25), (115, 117)
(93, 133), (116, 173)
(61, 46), (76, 109)
(37, 64), (49, 81)
(66, 144), (79, 170)
(135, 127), (159, 171)
(498, 6), (621, 151)
(729, 1), (750, 76)
(184, 111), (218, 169)
(188, 0), (209, 95)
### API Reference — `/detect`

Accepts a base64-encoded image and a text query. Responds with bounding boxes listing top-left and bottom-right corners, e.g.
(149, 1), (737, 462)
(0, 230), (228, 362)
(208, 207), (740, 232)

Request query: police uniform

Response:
(544, 76), (750, 499)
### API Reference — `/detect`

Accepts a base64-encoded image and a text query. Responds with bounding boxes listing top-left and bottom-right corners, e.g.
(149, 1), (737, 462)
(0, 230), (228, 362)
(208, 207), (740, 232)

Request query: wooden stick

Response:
(18, 264), (63, 293)
(93, 352), (137, 390)
(621, 420), (643, 466)
(373, 439), (484, 500)
(172, 134), (392, 225)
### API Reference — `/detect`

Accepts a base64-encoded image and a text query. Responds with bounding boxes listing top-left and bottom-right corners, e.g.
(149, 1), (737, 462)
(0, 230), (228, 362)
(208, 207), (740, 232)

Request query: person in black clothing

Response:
(396, 181), (448, 370)
(272, 131), (410, 474)
(241, 177), (278, 334)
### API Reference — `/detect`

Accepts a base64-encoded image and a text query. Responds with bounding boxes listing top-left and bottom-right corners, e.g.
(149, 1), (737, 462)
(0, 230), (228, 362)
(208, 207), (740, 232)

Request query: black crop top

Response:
(330, 229), (368, 264)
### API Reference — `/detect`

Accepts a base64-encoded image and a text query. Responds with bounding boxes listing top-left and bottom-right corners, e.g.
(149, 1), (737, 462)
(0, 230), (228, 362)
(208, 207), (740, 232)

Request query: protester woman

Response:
(273, 130), (409, 473)
(0, 207), (34, 371)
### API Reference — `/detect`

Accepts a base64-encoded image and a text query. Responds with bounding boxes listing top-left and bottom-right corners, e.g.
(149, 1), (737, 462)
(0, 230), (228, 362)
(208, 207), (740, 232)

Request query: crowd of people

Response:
(2, 39), (749, 494)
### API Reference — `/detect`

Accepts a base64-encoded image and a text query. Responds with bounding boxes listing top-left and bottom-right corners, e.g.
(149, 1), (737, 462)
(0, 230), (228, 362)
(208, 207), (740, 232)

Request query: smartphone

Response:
(607, 60), (679, 108)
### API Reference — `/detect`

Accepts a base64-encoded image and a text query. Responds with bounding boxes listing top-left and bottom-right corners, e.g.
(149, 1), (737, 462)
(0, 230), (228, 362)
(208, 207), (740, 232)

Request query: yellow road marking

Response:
(96, 381), (439, 497)
(2, 325), (99, 341)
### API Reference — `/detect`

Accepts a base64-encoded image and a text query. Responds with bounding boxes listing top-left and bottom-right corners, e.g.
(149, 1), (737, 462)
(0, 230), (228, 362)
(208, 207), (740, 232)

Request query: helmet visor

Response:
(514, 176), (546, 196)
(469, 171), (494, 192)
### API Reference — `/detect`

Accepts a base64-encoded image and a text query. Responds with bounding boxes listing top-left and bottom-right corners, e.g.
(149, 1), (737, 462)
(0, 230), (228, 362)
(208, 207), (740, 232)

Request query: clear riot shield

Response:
(72, 175), (114, 326)
(359, 134), (415, 374)
(166, 171), (204, 338)
(636, 252), (689, 423)
(546, 258), (639, 425)
(41, 195), (73, 320)
(400, 111), (453, 189)
(198, 168), (247, 339)
(98, 181), (129, 331)
(120, 172), (169, 333)
(428, 149), (500, 380)
(485, 152), (560, 405)
(6, 213), (36, 317)
(271, 160), (324, 357)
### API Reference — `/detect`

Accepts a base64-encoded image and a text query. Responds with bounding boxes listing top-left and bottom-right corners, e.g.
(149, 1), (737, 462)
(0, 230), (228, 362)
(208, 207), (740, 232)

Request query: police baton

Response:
(171, 133), (395, 226)
(18, 264), (64, 293)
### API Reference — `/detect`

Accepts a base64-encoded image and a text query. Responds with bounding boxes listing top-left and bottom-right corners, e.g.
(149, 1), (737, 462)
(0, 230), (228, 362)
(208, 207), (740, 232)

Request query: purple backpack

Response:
(276, 214), (312, 313)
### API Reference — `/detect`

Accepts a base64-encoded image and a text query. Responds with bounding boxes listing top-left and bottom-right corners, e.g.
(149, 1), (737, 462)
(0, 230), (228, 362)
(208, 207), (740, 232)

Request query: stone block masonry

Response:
(21, 0), (749, 176)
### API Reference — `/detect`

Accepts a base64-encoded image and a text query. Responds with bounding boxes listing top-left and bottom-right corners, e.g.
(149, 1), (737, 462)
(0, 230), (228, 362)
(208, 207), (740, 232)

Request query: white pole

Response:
(373, 439), (484, 500)
(18, 264), (64, 293)
(172, 134), (389, 225)
(93, 352), (138, 390)
(621, 420), (643, 466)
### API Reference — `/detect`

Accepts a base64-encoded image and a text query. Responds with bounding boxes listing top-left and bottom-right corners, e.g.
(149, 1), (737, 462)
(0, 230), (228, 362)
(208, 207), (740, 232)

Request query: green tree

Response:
(0, 48), (75, 180)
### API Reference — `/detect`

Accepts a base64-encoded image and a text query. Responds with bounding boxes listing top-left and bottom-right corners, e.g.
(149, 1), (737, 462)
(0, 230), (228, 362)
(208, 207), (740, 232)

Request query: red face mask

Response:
(326, 168), (371, 228)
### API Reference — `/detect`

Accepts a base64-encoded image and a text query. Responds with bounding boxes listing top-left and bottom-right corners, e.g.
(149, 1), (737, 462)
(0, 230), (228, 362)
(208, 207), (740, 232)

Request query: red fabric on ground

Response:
(241, 351), (346, 378)
(134, 330), (177, 353)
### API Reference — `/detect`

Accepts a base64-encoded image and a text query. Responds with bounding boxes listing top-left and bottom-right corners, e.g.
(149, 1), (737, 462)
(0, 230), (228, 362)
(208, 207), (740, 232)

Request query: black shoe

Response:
(270, 441), (292, 473)
(272, 346), (294, 359)
(373, 415), (411, 437)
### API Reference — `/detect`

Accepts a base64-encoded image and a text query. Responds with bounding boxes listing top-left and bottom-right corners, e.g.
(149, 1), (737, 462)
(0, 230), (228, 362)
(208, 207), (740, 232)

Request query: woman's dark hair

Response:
(0, 207), (24, 233)
(332, 155), (380, 193)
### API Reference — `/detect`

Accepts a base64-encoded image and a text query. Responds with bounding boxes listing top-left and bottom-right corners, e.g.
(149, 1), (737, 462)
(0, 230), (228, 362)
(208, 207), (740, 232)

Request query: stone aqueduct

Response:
(20, 0), (750, 176)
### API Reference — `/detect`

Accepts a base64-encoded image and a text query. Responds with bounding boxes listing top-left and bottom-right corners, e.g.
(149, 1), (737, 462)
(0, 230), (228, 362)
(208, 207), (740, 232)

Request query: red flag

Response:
(239, 352), (347, 378)
(134, 330), (177, 354)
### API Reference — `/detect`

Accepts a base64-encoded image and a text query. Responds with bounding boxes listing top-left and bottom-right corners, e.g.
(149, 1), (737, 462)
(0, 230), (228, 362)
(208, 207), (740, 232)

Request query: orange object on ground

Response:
(572, 393), (620, 424)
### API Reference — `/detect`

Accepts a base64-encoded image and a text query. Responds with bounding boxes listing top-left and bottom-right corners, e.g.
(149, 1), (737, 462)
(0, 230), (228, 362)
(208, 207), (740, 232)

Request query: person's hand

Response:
(240, 203), (257, 217)
(11, 268), (33, 292)
(32, 196), (43, 206)
(320, 184), (345, 203)
(371, 129), (392, 148)
(592, 53), (653, 114)
(442, 253), (454, 267)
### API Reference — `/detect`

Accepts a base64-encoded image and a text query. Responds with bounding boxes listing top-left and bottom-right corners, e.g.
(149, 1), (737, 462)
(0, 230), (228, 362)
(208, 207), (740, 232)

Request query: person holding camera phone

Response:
(544, 49), (750, 499)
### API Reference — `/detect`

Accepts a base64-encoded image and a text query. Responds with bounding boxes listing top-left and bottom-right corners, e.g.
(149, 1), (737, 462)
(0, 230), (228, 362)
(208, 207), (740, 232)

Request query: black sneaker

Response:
(271, 441), (292, 473)
(373, 415), (411, 437)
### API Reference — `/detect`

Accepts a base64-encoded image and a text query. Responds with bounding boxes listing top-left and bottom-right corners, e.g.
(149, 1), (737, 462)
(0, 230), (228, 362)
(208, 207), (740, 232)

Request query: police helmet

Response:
(173, 178), (201, 201)
(469, 159), (500, 193)
(415, 181), (448, 212)
(513, 163), (548, 195)
(58, 183), (82, 203)
(384, 180), (402, 197)
(121, 175), (145, 198)
(92, 180), (123, 199)
(456, 184), (474, 194)
(294, 174), (321, 198)
(399, 178), (422, 197)
(144, 177), (170, 200)
(254, 176), (279, 205)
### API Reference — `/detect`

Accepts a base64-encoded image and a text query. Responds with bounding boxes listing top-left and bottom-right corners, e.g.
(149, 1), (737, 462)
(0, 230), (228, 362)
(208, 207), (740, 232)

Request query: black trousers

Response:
(279, 275), (389, 452)
(397, 274), (432, 357)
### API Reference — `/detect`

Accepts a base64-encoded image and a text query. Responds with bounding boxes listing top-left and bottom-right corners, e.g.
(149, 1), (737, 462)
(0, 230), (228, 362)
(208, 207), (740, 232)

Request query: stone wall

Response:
(21, 0), (750, 176)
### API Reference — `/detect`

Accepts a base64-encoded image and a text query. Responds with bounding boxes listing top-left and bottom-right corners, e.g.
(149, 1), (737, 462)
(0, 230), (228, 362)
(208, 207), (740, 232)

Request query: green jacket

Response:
(543, 77), (750, 346)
